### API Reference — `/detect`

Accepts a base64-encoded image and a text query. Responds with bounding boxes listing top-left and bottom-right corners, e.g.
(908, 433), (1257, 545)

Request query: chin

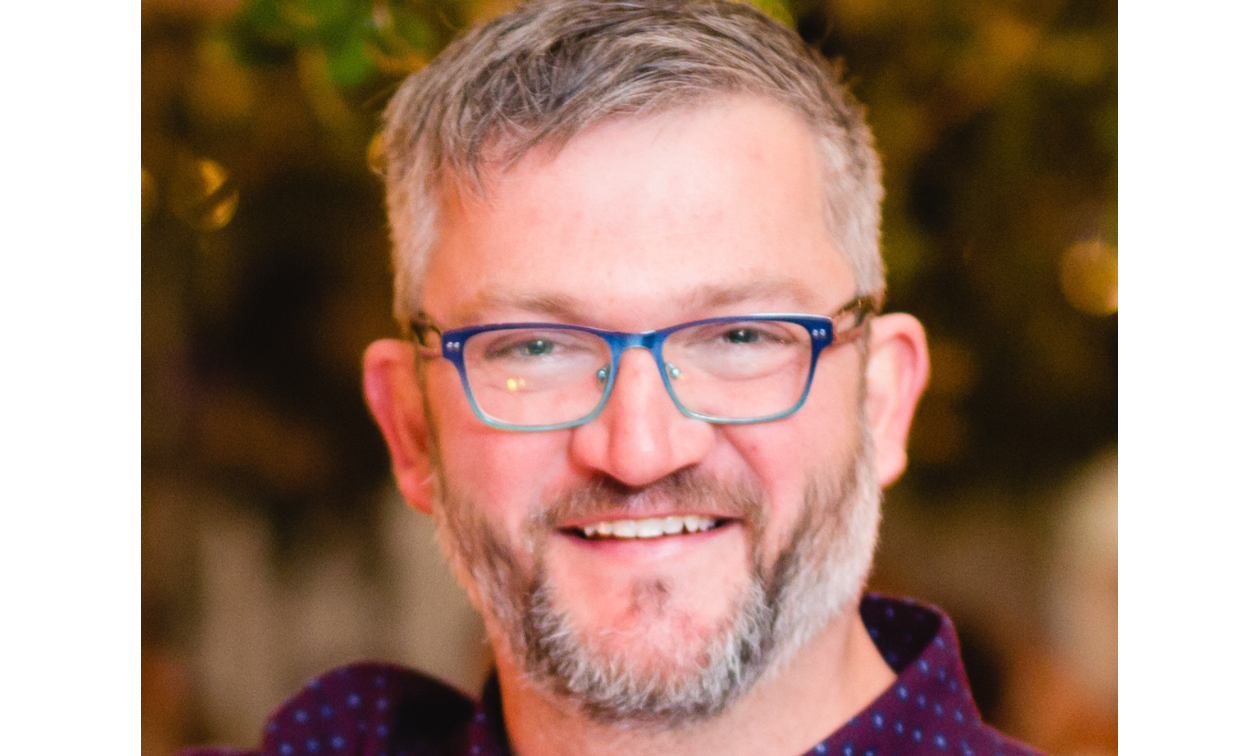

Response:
(577, 573), (752, 666)
(520, 569), (775, 726)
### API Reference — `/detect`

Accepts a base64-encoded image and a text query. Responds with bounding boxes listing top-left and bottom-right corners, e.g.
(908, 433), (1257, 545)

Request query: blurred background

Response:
(141, 0), (1116, 753)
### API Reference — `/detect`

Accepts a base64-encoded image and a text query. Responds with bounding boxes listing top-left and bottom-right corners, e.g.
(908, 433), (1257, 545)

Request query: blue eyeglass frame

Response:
(411, 294), (880, 432)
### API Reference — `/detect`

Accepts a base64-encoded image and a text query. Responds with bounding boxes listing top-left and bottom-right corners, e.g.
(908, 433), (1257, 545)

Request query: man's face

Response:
(414, 97), (881, 721)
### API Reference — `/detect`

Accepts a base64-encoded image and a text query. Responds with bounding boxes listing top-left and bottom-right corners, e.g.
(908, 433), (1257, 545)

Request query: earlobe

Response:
(862, 314), (930, 488)
(363, 339), (434, 513)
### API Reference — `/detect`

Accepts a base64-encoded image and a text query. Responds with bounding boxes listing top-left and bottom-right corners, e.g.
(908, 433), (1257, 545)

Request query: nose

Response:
(568, 347), (715, 487)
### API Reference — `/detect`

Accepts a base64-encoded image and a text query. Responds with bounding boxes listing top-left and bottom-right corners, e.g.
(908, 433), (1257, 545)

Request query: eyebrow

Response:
(451, 278), (825, 326)
(681, 279), (819, 310)
(452, 292), (589, 324)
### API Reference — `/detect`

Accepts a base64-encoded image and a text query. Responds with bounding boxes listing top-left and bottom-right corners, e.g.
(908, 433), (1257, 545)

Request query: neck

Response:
(494, 607), (895, 756)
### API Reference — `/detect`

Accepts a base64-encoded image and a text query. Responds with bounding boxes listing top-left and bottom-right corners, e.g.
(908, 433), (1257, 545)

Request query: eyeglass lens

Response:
(460, 319), (815, 428)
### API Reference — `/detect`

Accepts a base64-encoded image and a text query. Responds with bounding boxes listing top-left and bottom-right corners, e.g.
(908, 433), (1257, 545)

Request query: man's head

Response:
(363, 0), (929, 730)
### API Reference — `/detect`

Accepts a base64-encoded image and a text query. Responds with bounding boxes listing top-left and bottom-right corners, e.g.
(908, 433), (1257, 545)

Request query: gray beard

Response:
(428, 423), (882, 727)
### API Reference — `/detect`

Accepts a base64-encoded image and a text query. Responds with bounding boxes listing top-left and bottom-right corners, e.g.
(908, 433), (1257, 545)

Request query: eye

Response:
(481, 335), (560, 361)
(475, 329), (602, 365)
(722, 328), (762, 344)
(520, 339), (553, 356)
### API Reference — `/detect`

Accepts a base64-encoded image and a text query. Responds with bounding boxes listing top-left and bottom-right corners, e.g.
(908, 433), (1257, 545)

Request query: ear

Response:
(363, 339), (434, 513)
(862, 314), (930, 488)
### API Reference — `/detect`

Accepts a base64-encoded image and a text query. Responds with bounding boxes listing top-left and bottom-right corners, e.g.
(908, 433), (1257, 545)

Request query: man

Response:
(184, 1), (1044, 754)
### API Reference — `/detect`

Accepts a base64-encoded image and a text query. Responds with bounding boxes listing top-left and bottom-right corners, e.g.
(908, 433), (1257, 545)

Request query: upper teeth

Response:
(581, 516), (717, 539)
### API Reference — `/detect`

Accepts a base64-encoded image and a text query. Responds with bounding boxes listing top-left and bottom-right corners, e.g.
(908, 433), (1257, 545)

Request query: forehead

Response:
(421, 96), (855, 328)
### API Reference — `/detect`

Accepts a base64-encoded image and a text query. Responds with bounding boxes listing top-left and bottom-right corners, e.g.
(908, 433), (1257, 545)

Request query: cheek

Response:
(721, 368), (863, 534)
(427, 374), (575, 523)
(796, 357), (866, 460)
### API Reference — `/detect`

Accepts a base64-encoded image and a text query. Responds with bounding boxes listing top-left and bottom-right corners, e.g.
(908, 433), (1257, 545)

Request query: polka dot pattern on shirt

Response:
(799, 594), (1045, 756)
(175, 595), (1045, 756)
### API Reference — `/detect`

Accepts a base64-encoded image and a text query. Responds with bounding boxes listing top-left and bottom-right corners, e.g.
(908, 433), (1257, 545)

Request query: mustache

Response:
(534, 468), (768, 531)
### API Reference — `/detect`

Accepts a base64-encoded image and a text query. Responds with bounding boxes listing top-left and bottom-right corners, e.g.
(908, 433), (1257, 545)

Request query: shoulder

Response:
(851, 594), (1052, 756)
(177, 662), (476, 756)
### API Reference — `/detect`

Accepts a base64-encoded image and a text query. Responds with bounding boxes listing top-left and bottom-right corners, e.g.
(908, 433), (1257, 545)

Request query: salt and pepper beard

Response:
(426, 419), (882, 727)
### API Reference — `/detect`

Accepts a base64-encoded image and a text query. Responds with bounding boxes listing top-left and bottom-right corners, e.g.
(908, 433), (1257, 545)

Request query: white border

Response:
(1121, 0), (1260, 751)
(1, 2), (138, 752)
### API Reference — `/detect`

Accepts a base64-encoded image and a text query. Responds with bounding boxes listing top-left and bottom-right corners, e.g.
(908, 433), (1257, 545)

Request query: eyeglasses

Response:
(411, 295), (880, 432)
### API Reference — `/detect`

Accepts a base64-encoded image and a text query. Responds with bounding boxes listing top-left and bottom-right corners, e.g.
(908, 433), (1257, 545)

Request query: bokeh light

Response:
(1060, 239), (1119, 316)
(142, 167), (158, 225)
(167, 157), (239, 232)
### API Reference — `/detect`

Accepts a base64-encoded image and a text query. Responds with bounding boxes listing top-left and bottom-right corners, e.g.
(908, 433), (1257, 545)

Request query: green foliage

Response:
(226, 0), (448, 89)
(746, 0), (794, 27)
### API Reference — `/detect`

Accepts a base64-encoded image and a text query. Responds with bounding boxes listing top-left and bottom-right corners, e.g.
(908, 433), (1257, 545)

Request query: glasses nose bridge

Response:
(603, 329), (671, 388)
(605, 329), (665, 357)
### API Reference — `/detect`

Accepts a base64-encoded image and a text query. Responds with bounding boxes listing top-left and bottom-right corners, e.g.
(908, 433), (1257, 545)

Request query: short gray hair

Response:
(381, 0), (885, 326)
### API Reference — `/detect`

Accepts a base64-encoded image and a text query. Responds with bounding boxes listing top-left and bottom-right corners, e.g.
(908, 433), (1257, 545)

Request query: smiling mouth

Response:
(567, 516), (731, 540)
